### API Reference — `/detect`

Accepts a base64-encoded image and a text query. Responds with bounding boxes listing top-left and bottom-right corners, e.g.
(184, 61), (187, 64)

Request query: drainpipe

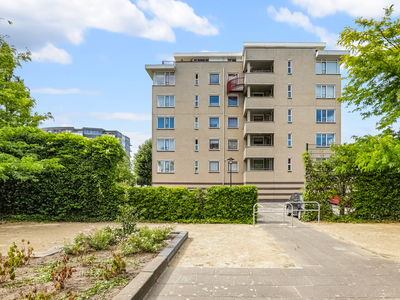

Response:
(222, 67), (225, 186)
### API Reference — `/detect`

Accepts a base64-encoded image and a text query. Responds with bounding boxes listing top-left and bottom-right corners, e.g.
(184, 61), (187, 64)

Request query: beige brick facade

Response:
(145, 43), (346, 201)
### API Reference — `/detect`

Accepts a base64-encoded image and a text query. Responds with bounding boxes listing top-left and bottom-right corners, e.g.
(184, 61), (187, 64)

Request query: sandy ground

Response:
(309, 222), (400, 262)
(0, 222), (295, 268)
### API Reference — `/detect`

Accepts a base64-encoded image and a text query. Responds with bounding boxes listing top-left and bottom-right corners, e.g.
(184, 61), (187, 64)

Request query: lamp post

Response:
(228, 157), (234, 187)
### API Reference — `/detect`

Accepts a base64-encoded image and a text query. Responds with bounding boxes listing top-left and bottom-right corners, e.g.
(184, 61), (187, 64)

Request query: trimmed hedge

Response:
(127, 185), (258, 224)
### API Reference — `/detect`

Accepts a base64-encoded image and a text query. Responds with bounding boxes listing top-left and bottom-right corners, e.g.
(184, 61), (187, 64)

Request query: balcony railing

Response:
(227, 76), (244, 93)
(249, 167), (274, 171)
(248, 143), (274, 147)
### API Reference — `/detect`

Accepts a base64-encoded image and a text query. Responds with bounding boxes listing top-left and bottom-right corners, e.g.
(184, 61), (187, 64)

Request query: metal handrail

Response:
(253, 202), (290, 227)
(227, 76), (245, 93)
(284, 201), (321, 224)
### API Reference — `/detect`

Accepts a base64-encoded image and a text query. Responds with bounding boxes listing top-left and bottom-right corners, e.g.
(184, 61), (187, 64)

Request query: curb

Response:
(113, 231), (188, 300)
(34, 248), (62, 259)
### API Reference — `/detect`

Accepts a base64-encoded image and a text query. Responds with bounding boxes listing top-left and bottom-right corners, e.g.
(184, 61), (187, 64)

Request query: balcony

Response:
(244, 146), (275, 160)
(244, 121), (275, 138)
(227, 76), (244, 93)
(244, 97), (275, 115)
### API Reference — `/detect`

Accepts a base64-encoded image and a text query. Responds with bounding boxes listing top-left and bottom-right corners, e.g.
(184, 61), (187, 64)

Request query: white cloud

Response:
(123, 131), (151, 154)
(31, 88), (100, 95)
(1, 0), (218, 64)
(90, 112), (151, 122)
(292, 0), (400, 18)
(267, 6), (340, 48)
(31, 43), (72, 64)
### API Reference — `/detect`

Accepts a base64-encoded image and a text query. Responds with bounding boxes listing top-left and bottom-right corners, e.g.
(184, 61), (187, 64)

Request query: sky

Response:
(2, 0), (400, 154)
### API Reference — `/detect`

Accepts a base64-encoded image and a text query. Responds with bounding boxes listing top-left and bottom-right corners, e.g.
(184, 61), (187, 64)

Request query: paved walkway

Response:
(145, 204), (400, 299)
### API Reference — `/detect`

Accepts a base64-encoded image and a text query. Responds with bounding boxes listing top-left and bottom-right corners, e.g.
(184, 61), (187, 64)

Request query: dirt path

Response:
(309, 222), (400, 262)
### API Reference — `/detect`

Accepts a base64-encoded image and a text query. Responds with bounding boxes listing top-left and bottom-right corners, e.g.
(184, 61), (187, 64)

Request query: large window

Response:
(209, 74), (219, 84)
(228, 96), (238, 106)
(288, 85), (292, 98)
(316, 85), (335, 98)
(157, 117), (175, 129)
(157, 95), (174, 107)
(316, 59), (338, 74)
(209, 117), (219, 128)
(228, 161), (238, 173)
(209, 138), (219, 150)
(157, 160), (175, 173)
(316, 109), (335, 122)
(228, 117), (238, 128)
(154, 72), (175, 85)
(316, 133), (335, 147)
(228, 139), (238, 150)
(157, 139), (174, 151)
(210, 95), (219, 106)
(209, 161), (219, 172)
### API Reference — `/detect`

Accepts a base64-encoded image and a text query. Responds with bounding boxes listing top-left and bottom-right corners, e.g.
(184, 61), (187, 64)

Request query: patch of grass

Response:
(33, 260), (63, 283)
(75, 277), (130, 299)
(1, 278), (33, 289)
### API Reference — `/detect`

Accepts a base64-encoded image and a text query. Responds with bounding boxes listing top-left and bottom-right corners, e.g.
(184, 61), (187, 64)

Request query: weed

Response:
(51, 256), (76, 290)
(19, 286), (56, 299)
(0, 240), (34, 282)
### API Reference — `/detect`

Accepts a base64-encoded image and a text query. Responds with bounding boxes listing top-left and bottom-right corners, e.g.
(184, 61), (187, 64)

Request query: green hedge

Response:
(127, 185), (258, 224)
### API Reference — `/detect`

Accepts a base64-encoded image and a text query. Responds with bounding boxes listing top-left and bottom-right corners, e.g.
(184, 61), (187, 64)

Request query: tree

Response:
(0, 36), (52, 128)
(133, 138), (152, 186)
(337, 5), (400, 130)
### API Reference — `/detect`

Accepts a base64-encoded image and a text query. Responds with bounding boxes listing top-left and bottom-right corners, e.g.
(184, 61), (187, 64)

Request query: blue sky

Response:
(2, 0), (399, 153)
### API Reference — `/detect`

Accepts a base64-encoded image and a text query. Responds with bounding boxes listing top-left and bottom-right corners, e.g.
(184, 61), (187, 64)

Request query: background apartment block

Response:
(145, 42), (346, 201)
(42, 126), (131, 156)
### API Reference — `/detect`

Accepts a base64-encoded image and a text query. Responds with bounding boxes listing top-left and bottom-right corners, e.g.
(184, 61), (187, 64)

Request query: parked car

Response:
(286, 193), (304, 220)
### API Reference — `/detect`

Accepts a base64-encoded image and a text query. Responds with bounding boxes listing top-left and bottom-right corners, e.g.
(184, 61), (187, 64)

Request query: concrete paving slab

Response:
(271, 275), (312, 286)
(233, 275), (273, 286)
(212, 285), (257, 297)
(294, 285), (342, 298)
(168, 284), (213, 297)
(254, 286), (301, 298)
(196, 275), (234, 285)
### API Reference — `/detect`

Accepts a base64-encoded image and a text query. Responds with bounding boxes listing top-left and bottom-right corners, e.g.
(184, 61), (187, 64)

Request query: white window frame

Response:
(195, 73), (199, 86)
(194, 160), (199, 174)
(209, 94), (220, 106)
(316, 133), (335, 147)
(194, 116), (199, 129)
(288, 109), (292, 123)
(316, 109), (335, 123)
(228, 160), (239, 173)
(288, 157), (292, 172)
(154, 72), (175, 86)
(157, 117), (175, 129)
(227, 138), (239, 151)
(288, 60), (292, 74)
(227, 116), (239, 129)
(194, 138), (199, 152)
(157, 138), (175, 151)
(288, 84), (292, 98)
(288, 133), (292, 147)
(209, 117), (220, 128)
(316, 85), (335, 98)
(316, 59), (339, 74)
(157, 95), (175, 107)
(157, 160), (175, 173)
(209, 138), (220, 151)
(195, 94), (199, 107)
(209, 73), (220, 85)
(209, 160), (220, 173)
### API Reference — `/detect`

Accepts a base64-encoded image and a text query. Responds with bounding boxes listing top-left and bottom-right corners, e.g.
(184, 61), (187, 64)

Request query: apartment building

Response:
(41, 126), (131, 156)
(145, 42), (347, 201)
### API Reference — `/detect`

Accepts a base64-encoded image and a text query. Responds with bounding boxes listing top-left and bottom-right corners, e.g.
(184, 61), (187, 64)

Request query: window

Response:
(288, 60), (292, 74)
(157, 95), (175, 107)
(157, 160), (175, 173)
(194, 116), (199, 129)
(157, 139), (174, 151)
(194, 160), (199, 174)
(194, 138), (199, 151)
(209, 139), (219, 150)
(316, 133), (335, 147)
(195, 73), (199, 85)
(288, 109), (292, 122)
(209, 95), (219, 106)
(228, 117), (238, 128)
(195, 95), (199, 107)
(228, 139), (238, 150)
(209, 161), (219, 172)
(154, 72), (175, 85)
(210, 74), (219, 84)
(288, 133), (292, 147)
(288, 85), (292, 98)
(228, 161), (238, 173)
(316, 59), (338, 74)
(316, 109), (335, 122)
(253, 159), (264, 170)
(253, 137), (264, 146)
(288, 157), (292, 172)
(157, 117), (175, 129)
(228, 96), (238, 106)
(209, 117), (219, 128)
(316, 85), (335, 98)
(253, 115), (264, 122)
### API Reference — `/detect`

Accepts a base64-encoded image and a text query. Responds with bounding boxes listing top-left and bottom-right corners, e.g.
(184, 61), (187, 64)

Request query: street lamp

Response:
(228, 157), (234, 187)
